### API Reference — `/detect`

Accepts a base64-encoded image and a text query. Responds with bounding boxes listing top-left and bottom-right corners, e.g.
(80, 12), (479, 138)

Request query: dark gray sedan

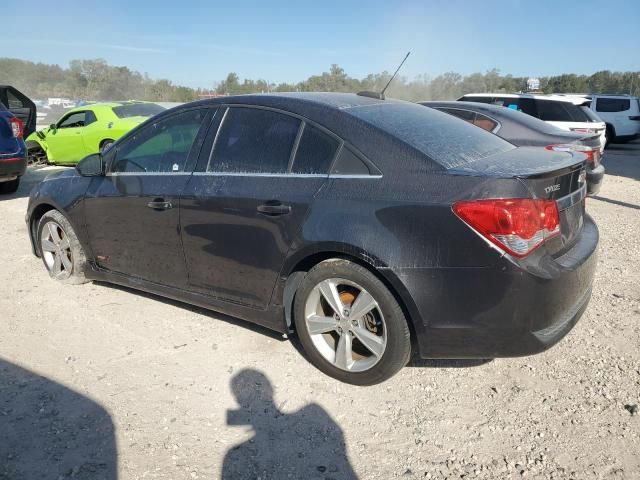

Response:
(421, 101), (605, 195)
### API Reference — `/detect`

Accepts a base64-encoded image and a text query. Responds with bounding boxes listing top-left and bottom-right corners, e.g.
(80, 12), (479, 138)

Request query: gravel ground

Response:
(0, 142), (639, 480)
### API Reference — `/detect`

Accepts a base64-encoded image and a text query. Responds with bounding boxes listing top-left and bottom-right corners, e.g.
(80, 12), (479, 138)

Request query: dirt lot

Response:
(1, 142), (639, 480)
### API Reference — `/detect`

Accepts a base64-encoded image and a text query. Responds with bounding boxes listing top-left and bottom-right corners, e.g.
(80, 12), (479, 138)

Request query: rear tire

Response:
(37, 210), (88, 284)
(605, 125), (615, 147)
(293, 259), (411, 385)
(0, 178), (19, 194)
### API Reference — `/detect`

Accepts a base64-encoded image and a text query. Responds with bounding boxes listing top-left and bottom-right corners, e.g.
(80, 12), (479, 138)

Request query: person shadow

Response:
(0, 358), (117, 479)
(222, 369), (358, 480)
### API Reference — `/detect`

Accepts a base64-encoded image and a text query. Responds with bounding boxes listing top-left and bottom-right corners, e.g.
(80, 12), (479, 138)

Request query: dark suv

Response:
(0, 87), (33, 194)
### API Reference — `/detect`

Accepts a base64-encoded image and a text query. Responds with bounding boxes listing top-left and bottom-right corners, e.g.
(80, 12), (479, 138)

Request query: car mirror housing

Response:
(49, 123), (57, 130)
(76, 153), (105, 177)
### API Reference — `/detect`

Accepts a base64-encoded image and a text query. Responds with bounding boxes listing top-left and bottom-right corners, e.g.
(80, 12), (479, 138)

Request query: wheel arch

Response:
(279, 246), (423, 352)
(605, 123), (616, 140)
(99, 138), (115, 150)
(28, 203), (88, 259)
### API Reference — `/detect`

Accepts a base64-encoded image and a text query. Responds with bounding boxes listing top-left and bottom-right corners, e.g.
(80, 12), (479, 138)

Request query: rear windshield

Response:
(536, 100), (591, 122)
(580, 106), (602, 123)
(112, 103), (165, 119)
(347, 102), (515, 169)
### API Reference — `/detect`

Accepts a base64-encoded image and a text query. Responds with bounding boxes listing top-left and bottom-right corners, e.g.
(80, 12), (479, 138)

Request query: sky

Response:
(7, 0), (640, 89)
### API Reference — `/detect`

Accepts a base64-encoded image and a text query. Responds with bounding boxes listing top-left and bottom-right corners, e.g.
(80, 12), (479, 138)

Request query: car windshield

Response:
(536, 100), (591, 122)
(347, 102), (515, 169)
(112, 103), (165, 119)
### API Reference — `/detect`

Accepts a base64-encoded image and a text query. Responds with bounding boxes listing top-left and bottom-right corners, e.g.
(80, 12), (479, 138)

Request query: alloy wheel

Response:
(304, 278), (387, 372)
(40, 221), (73, 280)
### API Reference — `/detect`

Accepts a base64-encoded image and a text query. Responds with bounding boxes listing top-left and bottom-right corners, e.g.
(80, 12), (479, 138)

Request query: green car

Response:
(26, 101), (166, 165)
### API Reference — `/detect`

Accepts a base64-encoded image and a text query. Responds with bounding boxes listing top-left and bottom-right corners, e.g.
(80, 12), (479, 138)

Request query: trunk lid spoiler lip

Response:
(446, 146), (586, 179)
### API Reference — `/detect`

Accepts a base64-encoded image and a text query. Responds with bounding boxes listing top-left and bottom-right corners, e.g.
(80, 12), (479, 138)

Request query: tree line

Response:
(1, 57), (638, 102)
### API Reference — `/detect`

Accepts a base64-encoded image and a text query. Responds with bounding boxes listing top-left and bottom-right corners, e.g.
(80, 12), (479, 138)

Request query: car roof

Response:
(186, 92), (394, 111)
(67, 101), (154, 113)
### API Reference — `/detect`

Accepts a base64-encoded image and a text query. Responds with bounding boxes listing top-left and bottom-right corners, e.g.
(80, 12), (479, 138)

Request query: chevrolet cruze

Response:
(26, 93), (598, 385)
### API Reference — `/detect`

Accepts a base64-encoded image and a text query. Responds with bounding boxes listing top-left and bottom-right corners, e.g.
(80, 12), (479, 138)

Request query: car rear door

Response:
(180, 106), (339, 309)
(0, 87), (36, 137)
(84, 107), (212, 288)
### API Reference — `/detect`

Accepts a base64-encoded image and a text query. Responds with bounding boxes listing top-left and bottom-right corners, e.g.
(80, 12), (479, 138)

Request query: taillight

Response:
(546, 143), (600, 167)
(10, 117), (23, 138)
(453, 198), (560, 258)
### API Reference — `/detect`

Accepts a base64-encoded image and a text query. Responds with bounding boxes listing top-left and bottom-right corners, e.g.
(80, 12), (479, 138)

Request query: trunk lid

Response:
(450, 147), (587, 256)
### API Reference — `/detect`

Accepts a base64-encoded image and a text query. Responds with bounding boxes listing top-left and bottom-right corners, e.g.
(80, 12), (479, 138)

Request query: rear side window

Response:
(436, 108), (498, 132)
(347, 102), (514, 169)
(595, 98), (631, 112)
(580, 106), (602, 122)
(209, 107), (300, 173)
(291, 124), (339, 174)
(536, 100), (590, 122)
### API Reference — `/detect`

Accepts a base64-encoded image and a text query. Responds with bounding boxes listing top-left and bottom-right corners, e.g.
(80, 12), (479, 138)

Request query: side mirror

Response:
(76, 153), (104, 177)
(49, 123), (57, 131)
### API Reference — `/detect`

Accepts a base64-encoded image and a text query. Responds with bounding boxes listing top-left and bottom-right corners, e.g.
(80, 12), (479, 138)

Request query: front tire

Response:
(37, 210), (88, 284)
(293, 259), (411, 385)
(100, 139), (114, 152)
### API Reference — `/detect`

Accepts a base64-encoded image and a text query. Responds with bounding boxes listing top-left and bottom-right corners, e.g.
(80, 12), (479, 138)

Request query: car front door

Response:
(180, 106), (340, 309)
(84, 107), (212, 288)
(46, 111), (93, 163)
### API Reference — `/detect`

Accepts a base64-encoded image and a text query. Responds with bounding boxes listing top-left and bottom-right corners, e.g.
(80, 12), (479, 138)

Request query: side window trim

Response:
(286, 121), (306, 173)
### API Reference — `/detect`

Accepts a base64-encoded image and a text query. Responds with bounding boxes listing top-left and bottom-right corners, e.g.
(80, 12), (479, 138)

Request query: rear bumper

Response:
(586, 164), (605, 196)
(397, 214), (598, 359)
(0, 154), (27, 179)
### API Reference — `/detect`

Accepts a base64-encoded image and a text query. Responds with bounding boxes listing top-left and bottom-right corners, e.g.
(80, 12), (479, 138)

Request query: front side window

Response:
(208, 107), (300, 173)
(291, 124), (339, 174)
(596, 98), (631, 112)
(58, 112), (87, 128)
(112, 109), (205, 173)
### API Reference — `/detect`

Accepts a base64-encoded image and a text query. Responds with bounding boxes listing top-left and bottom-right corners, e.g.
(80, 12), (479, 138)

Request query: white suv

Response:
(588, 95), (640, 143)
(458, 93), (607, 151)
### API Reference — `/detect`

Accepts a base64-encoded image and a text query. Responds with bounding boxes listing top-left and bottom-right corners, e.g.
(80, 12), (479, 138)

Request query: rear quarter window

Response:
(347, 102), (514, 169)
(595, 98), (631, 112)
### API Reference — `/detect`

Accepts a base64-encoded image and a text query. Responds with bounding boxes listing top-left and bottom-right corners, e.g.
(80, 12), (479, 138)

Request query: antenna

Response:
(358, 51), (411, 100)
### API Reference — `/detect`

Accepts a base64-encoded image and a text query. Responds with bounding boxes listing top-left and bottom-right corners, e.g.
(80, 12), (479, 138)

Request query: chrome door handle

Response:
(257, 202), (291, 216)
